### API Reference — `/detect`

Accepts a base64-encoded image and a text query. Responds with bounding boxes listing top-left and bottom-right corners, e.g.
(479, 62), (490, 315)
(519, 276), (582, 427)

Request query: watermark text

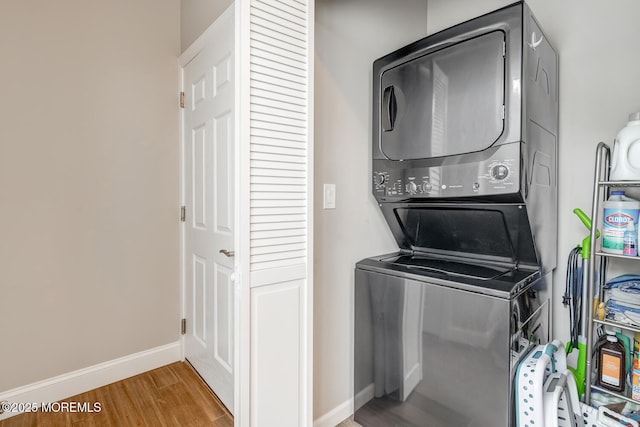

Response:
(0, 400), (102, 414)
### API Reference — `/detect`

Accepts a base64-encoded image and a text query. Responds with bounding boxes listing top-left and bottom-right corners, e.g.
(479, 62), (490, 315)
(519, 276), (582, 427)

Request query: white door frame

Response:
(179, 4), (248, 425)
(180, 1), (313, 425)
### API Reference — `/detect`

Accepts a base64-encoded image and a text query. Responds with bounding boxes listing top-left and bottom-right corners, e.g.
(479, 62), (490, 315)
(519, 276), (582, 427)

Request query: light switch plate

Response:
(323, 184), (336, 209)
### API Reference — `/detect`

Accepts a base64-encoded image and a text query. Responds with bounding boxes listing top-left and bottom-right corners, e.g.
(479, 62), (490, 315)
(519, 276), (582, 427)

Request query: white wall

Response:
(0, 0), (180, 391)
(314, 0), (428, 422)
(427, 0), (640, 343)
(180, 0), (233, 53)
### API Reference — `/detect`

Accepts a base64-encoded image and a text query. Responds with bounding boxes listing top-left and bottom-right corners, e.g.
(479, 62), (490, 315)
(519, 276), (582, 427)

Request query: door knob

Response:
(219, 249), (235, 257)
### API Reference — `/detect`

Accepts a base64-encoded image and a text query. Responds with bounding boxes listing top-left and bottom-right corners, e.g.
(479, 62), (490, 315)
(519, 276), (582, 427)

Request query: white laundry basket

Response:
(543, 370), (582, 427)
(515, 340), (583, 427)
(515, 340), (639, 427)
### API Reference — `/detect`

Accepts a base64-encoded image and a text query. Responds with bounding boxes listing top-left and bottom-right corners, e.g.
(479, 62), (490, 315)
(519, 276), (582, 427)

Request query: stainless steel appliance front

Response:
(354, 264), (548, 427)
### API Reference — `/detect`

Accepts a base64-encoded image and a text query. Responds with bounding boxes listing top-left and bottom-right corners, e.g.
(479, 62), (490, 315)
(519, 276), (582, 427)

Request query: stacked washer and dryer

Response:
(354, 2), (558, 426)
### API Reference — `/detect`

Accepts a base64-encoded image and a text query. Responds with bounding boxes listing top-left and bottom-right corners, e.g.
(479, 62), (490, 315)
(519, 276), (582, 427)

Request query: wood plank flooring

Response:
(0, 362), (233, 427)
(336, 418), (362, 427)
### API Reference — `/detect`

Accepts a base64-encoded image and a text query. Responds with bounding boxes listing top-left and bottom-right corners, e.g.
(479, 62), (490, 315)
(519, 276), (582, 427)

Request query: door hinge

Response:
(181, 318), (186, 335)
(180, 205), (186, 222)
(503, 41), (506, 57)
(180, 91), (185, 109)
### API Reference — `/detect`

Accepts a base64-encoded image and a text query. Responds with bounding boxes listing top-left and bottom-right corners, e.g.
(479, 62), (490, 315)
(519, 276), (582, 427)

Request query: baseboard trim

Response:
(313, 398), (353, 427)
(354, 383), (374, 413)
(0, 341), (181, 420)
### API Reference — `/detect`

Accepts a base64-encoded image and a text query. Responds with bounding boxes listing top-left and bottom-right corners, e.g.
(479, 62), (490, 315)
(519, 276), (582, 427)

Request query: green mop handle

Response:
(573, 208), (599, 259)
(567, 208), (600, 398)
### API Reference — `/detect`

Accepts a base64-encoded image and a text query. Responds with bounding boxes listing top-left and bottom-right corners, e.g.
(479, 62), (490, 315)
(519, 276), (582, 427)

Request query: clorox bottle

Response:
(603, 191), (640, 254)
(610, 112), (640, 181)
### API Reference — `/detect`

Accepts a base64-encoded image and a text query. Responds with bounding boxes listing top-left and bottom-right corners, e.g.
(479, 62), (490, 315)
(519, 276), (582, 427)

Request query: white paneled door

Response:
(183, 8), (235, 414)
(245, 0), (313, 425)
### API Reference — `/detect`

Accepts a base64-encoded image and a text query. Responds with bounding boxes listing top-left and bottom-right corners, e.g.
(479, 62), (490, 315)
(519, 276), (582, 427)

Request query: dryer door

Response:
(379, 31), (506, 161)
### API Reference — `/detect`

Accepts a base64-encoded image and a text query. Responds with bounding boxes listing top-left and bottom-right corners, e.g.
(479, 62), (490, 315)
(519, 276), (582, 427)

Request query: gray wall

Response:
(427, 0), (640, 343)
(0, 0), (180, 391)
(314, 0), (428, 420)
(180, 0), (232, 52)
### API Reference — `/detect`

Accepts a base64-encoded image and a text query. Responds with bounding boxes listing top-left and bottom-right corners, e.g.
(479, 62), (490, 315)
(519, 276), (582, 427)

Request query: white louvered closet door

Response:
(239, 0), (313, 426)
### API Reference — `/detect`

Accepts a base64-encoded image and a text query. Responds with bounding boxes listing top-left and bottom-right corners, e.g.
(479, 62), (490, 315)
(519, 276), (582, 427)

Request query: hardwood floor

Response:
(336, 418), (362, 427)
(0, 362), (233, 427)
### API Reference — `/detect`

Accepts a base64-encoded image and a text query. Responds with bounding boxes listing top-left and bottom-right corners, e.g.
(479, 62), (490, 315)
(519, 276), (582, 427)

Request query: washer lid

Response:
(356, 253), (540, 299)
(384, 254), (513, 281)
(379, 203), (540, 269)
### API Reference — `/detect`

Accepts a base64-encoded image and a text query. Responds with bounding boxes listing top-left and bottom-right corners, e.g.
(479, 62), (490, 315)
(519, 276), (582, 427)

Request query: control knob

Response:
(406, 181), (417, 194)
(490, 164), (509, 180)
(422, 182), (432, 193)
(373, 173), (386, 186)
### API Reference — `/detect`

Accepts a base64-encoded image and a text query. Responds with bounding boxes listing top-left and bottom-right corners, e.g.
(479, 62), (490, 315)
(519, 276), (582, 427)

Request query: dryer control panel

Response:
(372, 142), (521, 200)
